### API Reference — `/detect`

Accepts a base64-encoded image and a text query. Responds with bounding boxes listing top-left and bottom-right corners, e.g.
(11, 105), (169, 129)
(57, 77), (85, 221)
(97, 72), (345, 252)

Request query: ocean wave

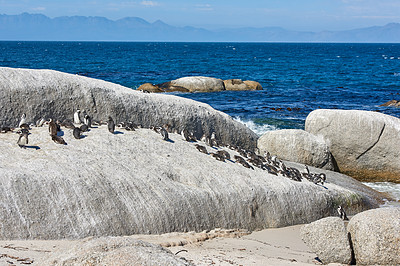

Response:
(363, 182), (400, 203)
(234, 117), (277, 136)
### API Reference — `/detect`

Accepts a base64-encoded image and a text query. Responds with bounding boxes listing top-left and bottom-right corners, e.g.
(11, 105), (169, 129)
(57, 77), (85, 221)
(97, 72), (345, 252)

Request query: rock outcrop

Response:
(0, 67), (258, 150)
(0, 126), (383, 240)
(257, 129), (337, 171)
(40, 237), (192, 265)
(137, 82), (163, 93)
(223, 79), (262, 91)
(158, 76), (225, 92)
(305, 109), (400, 182)
(300, 217), (352, 264)
(380, 99), (400, 107)
(347, 207), (400, 265)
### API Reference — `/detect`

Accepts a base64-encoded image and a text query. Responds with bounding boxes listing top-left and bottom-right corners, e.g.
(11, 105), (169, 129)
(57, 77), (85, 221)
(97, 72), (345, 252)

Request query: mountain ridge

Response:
(0, 13), (399, 42)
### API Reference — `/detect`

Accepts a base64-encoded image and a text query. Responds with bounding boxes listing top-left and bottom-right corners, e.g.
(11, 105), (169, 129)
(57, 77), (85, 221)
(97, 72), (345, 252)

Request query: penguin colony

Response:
(1, 110), (339, 212)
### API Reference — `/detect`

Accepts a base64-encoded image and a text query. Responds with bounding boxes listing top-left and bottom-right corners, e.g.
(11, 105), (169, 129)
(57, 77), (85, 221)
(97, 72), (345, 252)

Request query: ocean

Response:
(1, 41), (399, 200)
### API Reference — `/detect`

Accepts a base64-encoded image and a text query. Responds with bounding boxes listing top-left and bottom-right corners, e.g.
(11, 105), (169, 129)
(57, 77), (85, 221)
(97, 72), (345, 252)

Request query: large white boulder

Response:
(0, 67), (257, 150)
(347, 207), (400, 265)
(305, 109), (400, 182)
(257, 129), (337, 170)
(0, 125), (383, 240)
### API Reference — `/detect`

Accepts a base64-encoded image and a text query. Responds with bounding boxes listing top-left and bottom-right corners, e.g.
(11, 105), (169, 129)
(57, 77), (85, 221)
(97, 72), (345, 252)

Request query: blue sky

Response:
(1, 0), (400, 31)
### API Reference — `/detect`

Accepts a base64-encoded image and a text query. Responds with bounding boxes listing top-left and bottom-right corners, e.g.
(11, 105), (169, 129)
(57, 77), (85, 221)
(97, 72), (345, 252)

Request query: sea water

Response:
(1, 41), (399, 199)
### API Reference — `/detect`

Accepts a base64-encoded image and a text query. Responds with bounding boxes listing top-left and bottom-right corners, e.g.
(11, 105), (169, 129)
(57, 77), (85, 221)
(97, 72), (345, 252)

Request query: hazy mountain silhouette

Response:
(0, 13), (399, 42)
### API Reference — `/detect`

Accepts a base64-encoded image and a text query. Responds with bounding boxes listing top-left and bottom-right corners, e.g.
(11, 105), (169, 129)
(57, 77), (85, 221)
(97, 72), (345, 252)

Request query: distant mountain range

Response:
(1, 13), (400, 42)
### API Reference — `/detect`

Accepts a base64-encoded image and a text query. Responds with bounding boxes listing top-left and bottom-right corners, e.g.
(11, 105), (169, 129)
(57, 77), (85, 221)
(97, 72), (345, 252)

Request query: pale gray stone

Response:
(257, 129), (337, 170)
(305, 109), (400, 182)
(159, 76), (225, 92)
(0, 67), (257, 150)
(301, 217), (352, 264)
(0, 126), (383, 240)
(40, 237), (193, 266)
(223, 79), (263, 91)
(347, 207), (400, 265)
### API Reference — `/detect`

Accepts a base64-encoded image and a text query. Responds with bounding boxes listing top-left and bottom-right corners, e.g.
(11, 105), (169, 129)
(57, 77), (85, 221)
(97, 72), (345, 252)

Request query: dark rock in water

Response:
(380, 99), (400, 107)
(223, 79), (263, 91)
(137, 83), (163, 93)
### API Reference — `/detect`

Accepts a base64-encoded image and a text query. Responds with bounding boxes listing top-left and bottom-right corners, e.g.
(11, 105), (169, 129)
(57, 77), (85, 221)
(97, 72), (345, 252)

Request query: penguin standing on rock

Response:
(49, 118), (58, 136)
(17, 131), (28, 148)
(160, 126), (169, 141)
(107, 116), (115, 133)
(337, 205), (349, 220)
(18, 113), (26, 128)
(73, 127), (82, 139)
(74, 109), (81, 124)
(84, 114), (92, 128)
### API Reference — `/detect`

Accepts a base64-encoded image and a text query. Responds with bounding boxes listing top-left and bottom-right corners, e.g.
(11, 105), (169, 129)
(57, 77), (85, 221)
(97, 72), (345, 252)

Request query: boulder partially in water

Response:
(305, 109), (400, 182)
(137, 83), (163, 93)
(380, 99), (400, 107)
(223, 79), (263, 91)
(257, 129), (337, 171)
(158, 76), (225, 92)
(0, 67), (257, 150)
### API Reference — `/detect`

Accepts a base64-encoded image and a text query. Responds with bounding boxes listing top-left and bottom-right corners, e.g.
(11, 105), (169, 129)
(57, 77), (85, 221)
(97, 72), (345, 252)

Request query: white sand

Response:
(0, 225), (329, 266)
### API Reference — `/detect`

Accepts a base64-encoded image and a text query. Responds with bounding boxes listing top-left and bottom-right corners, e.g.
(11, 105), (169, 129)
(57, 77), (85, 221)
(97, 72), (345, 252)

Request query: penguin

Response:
(211, 153), (225, 162)
(74, 109), (81, 124)
(36, 117), (46, 127)
(181, 128), (190, 141)
(195, 144), (208, 154)
(337, 205), (349, 220)
(107, 116), (115, 133)
(216, 150), (230, 160)
(80, 124), (89, 132)
(84, 114), (92, 128)
(52, 135), (67, 145)
(18, 113), (26, 128)
(210, 132), (219, 147)
(17, 131), (28, 148)
(48, 118), (57, 136)
(73, 127), (82, 139)
(160, 126), (169, 141)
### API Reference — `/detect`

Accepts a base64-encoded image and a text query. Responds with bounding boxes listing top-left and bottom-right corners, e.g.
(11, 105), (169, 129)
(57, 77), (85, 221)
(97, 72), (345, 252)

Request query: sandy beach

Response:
(0, 224), (332, 266)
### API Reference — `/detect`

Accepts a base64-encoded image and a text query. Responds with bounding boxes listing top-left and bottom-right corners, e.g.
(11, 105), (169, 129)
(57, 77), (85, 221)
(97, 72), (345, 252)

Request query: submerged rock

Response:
(257, 129), (337, 171)
(380, 99), (400, 107)
(305, 109), (400, 182)
(300, 217), (352, 264)
(347, 207), (400, 265)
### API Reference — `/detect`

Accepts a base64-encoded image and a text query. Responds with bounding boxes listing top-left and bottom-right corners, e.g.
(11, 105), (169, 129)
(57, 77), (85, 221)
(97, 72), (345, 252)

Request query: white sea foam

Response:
(363, 182), (400, 206)
(234, 117), (277, 136)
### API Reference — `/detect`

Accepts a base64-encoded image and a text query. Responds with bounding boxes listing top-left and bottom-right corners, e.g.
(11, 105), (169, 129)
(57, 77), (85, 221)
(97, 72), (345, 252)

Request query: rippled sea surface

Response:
(1, 41), (400, 198)
(1, 41), (400, 134)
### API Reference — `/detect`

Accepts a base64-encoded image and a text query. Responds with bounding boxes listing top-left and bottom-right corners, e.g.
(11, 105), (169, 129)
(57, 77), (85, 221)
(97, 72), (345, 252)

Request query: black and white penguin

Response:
(84, 114), (92, 128)
(195, 144), (208, 154)
(337, 205), (349, 220)
(52, 135), (67, 145)
(107, 116), (115, 133)
(160, 126), (169, 141)
(49, 118), (57, 136)
(74, 109), (81, 124)
(73, 127), (82, 139)
(211, 152), (225, 162)
(80, 124), (89, 132)
(18, 113), (26, 128)
(216, 150), (231, 160)
(181, 128), (190, 141)
(210, 132), (219, 147)
(36, 117), (46, 127)
(17, 131), (28, 148)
